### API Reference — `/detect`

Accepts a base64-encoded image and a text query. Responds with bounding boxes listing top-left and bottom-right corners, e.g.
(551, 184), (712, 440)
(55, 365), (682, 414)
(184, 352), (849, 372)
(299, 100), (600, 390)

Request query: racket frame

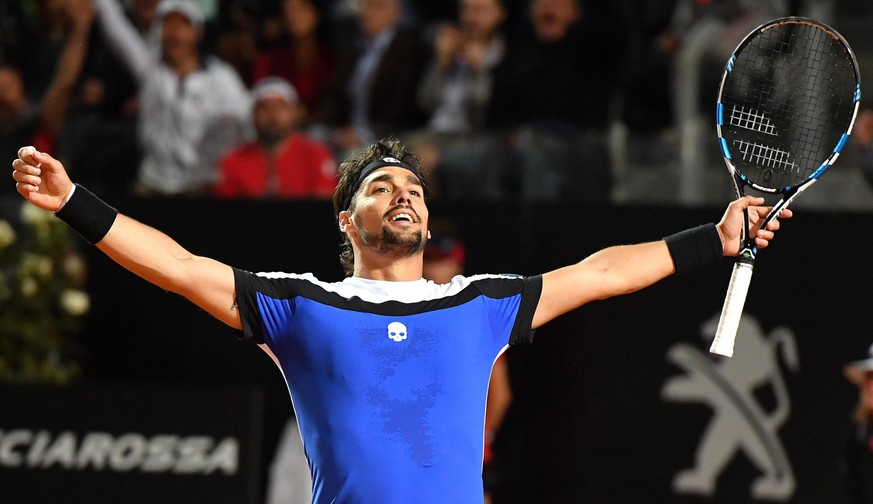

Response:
(710, 17), (861, 357)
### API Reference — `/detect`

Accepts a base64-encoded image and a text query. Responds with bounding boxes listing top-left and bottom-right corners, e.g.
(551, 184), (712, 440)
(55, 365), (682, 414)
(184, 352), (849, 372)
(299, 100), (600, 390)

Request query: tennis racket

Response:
(710, 17), (861, 357)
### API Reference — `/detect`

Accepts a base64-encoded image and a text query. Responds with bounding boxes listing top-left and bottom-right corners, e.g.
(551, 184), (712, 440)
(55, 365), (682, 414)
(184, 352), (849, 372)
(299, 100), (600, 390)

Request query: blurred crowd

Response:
(2, 0), (870, 205)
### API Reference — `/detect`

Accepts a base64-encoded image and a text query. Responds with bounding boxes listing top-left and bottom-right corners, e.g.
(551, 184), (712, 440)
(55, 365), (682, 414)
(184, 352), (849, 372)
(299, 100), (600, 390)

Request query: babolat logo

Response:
(0, 429), (239, 475)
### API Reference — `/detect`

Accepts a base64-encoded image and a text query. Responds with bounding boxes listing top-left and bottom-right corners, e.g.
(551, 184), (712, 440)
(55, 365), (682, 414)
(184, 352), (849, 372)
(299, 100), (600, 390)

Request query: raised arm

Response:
(40, 0), (96, 137)
(531, 196), (791, 328)
(11, 147), (242, 331)
(92, 0), (153, 82)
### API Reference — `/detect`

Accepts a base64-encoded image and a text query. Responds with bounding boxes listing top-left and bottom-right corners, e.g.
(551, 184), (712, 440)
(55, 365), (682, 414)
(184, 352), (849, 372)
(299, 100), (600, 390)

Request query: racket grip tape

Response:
(710, 259), (754, 357)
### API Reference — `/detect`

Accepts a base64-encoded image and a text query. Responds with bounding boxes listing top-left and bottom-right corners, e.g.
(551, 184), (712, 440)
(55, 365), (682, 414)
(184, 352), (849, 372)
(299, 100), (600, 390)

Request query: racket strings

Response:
(721, 20), (858, 190)
(729, 106), (777, 135)
(734, 139), (796, 174)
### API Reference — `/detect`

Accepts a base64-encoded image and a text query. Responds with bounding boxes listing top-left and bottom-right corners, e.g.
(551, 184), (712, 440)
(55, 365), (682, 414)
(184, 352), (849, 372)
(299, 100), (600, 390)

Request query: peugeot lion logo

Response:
(661, 314), (799, 501)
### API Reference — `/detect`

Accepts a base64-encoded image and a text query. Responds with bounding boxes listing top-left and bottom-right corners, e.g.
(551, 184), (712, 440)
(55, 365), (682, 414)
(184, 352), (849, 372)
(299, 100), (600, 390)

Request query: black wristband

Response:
(55, 184), (118, 245)
(664, 223), (723, 274)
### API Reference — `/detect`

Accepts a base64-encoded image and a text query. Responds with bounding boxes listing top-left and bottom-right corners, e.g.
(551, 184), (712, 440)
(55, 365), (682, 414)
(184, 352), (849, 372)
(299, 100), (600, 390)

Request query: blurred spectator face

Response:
(853, 109), (873, 147)
(422, 235), (465, 284)
(282, 0), (320, 39)
(38, 0), (68, 27)
(254, 95), (299, 147)
(460, 0), (505, 40)
(359, 0), (401, 38)
(530, 0), (580, 43)
(0, 67), (26, 115)
(161, 12), (202, 65)
(79, 77), (106, 108)
(863, 372), (873, 412)
(422, 255), (462, 284)
(133, 0), (161, 28)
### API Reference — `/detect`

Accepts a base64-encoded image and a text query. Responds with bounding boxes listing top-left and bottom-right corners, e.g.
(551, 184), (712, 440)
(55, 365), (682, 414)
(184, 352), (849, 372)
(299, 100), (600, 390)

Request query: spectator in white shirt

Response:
(93, 0), (251, 196)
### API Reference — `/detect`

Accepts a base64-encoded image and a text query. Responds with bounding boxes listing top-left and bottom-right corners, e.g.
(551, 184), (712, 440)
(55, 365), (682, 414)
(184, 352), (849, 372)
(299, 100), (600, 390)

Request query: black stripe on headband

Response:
(341, 157), (423, 211)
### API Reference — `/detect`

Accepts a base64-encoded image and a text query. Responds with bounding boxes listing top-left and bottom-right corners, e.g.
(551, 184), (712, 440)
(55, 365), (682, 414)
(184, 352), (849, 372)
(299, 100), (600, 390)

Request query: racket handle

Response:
(710, 259), (754, 357)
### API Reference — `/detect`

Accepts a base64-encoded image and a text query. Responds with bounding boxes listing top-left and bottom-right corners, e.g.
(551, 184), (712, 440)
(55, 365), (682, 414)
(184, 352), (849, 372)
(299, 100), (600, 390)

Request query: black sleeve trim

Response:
(509, 275), (543, 346)
(232, 268), (265, 343)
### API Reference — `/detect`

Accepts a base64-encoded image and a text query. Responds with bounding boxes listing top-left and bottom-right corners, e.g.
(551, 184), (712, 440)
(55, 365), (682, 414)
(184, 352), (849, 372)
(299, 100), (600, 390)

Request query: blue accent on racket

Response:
(811, 162), (830, 179)
(836, 133), (849, 153)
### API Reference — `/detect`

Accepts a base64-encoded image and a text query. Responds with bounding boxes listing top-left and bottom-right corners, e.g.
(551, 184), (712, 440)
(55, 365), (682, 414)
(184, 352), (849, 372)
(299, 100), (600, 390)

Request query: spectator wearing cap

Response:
(422, 226), (466, 285)
(93, 0), (251, 196)
(213, 77), (337, 199)
(842, 345), (873, 503)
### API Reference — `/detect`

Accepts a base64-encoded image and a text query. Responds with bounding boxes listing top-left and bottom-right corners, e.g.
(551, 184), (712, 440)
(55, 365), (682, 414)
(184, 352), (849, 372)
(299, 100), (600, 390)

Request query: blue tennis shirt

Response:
(233, 269), (542, 503)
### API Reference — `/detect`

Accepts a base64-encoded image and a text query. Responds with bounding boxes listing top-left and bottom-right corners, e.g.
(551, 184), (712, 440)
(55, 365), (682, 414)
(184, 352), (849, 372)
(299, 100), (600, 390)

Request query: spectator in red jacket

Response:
(213, 77), (337, 199)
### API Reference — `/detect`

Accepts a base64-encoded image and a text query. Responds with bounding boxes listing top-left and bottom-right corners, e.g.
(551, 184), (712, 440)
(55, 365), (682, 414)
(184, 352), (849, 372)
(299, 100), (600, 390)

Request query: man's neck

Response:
(353, 254), (424, 282)
(168, 54), (200, 79)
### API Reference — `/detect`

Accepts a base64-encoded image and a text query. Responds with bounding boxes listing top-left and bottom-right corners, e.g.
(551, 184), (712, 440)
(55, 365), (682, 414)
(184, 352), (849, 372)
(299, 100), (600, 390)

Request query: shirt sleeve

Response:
(512, 275), (543, 345)
(233, 268), (303, 345)
(473, 274), (543, 346)
(233, 268), (266, 343)
(507, 275), (542, 345)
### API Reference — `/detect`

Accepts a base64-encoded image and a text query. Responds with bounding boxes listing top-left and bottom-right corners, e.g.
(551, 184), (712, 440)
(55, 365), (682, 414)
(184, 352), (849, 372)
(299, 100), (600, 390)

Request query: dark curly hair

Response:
(331, 138), (428, 276)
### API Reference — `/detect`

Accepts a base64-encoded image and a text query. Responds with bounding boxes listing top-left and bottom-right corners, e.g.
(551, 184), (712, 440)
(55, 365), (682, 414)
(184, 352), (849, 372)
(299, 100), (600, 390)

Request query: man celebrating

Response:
(11, 139), (788, 503)
(93, 0), (250, 195)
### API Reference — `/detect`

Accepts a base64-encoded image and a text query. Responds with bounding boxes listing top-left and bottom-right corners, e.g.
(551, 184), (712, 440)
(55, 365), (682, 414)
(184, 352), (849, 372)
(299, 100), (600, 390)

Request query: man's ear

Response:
(427, 230), (431, 240)
(338, 211), (354, 232)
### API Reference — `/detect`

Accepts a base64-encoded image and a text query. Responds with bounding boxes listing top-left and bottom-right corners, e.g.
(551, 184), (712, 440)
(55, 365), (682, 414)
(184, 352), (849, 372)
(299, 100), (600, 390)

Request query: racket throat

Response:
(737, 245), (757, 263)
(739, 207), (758, 261)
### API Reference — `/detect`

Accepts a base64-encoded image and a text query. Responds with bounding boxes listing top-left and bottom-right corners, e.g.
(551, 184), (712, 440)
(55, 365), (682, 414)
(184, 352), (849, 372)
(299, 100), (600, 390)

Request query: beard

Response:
(256, 127), (289, 149)
(359, 224), (425, 259)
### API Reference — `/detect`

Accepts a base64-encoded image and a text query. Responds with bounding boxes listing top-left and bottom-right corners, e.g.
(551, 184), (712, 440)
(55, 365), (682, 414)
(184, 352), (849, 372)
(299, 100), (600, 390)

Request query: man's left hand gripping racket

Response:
(710, 17), (861, 357)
